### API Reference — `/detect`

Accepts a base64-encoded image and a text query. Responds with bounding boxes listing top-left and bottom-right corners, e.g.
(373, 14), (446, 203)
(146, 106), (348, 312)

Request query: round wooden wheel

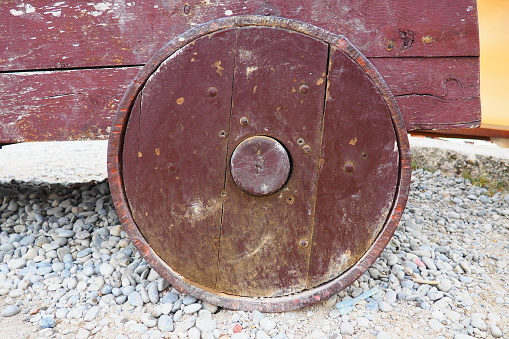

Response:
(107, 16), (411, 312)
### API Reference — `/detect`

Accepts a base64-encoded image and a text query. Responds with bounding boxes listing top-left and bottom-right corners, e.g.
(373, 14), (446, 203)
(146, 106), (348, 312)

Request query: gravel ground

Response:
(0, 140), (508, 339)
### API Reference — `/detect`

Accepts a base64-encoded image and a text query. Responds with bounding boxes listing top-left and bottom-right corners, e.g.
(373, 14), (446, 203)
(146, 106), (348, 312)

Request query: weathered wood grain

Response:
(307, 47), (399, 288)
(0, 56), (480, 143)
(122, 29), (237, 288)
(217, 27), (329, 297)
(0, 67), (140, 144)
(371, 57), (481, 130)
(0, 0), (478, 72)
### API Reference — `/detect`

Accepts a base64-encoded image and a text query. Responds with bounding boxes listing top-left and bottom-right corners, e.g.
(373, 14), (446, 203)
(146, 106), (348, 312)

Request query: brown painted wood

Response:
(371, 57), (481, 130)
(108, 16), (412, 311)
(0, 67), (140, 144)
(217, 27), (329, 297)
(0, 57), (479, 144)
(0, 1), (480, 143)
(0, 0), (478, 72)
(121, 29), (237, 288)
(307, 48), (400, 287)
(0, 58), (480, 144)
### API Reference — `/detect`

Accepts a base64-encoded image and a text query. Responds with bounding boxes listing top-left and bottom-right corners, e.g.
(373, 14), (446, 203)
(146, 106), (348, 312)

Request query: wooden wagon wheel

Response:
(108, 16), (411, 312)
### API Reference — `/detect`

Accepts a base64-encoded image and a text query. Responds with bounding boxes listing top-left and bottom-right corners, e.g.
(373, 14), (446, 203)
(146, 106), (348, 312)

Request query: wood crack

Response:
(394, 93), (478, 101)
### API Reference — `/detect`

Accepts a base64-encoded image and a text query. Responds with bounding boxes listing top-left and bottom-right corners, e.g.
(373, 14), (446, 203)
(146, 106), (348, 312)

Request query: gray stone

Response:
(75, 328), (91, 339)
(7, 258), (26, 270)
(131, 323), (148, 334)
(184, 303), (202, 314)
(39, 317), (56, 329)
(174, 315), (196, 332)
(429, 318), (445, 332)
(141, 313), (157, 328)
(128, 291), (143, 307)
(182, 295), (198, 305)
(378, 301), (393, 312)
(188, 327), (201, 339)
(437, 279), (452, 292)
(447, 211), (460, 219)
(58, 230), (75, 238)
(157, 314), (173, 332)
(340, 322), (355, 336)
(490, 325), (503, 338)
(147, 282), (159, 304)
(55, 308), (70, 319)
(422, 257), (437, 271)
(357, 317), (371, 328)
(84, 306), (100, 322)
(2, 305), (21, 317)
(158, 278), (170, 292)
(196, 317), (217, 332)
(385, 290), (397, 304)
(260, 317), (277, 332)
(470, 317), (487, 331)
(252, 310), (265, 324)
(161, 292), (179, 304)
(100, 263), (115, 276)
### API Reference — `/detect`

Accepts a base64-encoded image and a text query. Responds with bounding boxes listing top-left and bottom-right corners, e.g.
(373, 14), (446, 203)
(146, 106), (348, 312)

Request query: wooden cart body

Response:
(0, 1), (480, 311)
(1, 0), (479, 144)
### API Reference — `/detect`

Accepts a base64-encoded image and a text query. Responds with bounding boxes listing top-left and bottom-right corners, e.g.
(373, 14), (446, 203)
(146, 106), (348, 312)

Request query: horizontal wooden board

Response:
(371, 57), (481, 130)
(1, 0), (478, 72)
(0, 56), (480, 143)
(0, 67), (141, 143)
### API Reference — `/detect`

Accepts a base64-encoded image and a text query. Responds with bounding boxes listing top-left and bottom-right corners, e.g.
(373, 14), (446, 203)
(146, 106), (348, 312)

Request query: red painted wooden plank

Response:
(0, 67), (140, 144)
(0, 56), (480, 144)
(217, 27), (329, 297)
(121, 29), (237, 288)
(0, 0), (478, 72)
(371, 57), (481, 130)
(307, 47), (400, 287)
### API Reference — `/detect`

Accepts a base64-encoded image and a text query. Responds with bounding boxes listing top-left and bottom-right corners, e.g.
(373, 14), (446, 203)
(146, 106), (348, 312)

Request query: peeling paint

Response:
(246, 66), (258, 78)
(10, 9), (23, 16)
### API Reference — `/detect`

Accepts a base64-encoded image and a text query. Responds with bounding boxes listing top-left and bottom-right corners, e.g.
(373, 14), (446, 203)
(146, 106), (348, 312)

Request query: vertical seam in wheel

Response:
(304, 43), (332, 289)
(215, 28), (239, 289)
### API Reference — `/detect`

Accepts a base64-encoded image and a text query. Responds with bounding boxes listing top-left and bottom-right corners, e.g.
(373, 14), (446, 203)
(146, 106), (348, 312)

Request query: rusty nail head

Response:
(299, 83), (309, 94)
(296, 138), (305, 146)
(219, 130), (228, 138)
(345, 162), (354, 173)
(240, 117), (249, 125)
(299, 240), (309, 248)
(207, 87), (218, 97)
(168, 163), (177, 173)
(302, 145), (311, 153)
(183, 4), (191, 15)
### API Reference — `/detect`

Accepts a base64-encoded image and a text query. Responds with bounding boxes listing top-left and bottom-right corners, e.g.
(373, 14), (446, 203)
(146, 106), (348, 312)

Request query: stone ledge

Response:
(409, 137), (509, 183)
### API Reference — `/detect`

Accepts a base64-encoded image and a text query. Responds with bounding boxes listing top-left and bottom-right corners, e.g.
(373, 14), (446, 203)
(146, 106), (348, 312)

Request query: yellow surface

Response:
(478, 0), (509, 127)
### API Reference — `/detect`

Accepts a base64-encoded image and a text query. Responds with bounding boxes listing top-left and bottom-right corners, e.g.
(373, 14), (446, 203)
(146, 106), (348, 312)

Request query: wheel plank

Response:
(122, 29), (237, 288)
(307, 47), (400, 287)
(217, 27), (329, 297)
